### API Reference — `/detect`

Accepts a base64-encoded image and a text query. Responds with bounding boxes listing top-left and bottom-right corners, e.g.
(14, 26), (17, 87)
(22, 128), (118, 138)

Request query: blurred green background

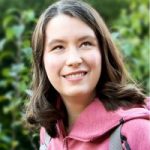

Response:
(0, 0), (149, 149)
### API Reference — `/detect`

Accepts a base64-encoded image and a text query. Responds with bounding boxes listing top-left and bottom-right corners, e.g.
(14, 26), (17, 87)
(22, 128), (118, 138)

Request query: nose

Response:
(66, 47), (83, 67)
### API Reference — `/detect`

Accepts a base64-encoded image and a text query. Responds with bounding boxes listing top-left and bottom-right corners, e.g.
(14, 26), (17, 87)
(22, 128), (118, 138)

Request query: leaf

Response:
(0, 39), (7, 51)
(0, 95), (7, 102)
(3, 15), (18, 29)
(2, 68), (10, 78)
(13, 24), (25, 39)
(22, 10), (35, 23)
(12, 140), (19, 148)
(5, 24), (25, 40)
(22, 47), (32, 58)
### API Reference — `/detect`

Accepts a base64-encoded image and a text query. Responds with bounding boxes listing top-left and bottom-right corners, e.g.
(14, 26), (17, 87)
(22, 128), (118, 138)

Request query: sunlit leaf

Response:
(0, 39), (7, 51)
(22, 10), (35, 23)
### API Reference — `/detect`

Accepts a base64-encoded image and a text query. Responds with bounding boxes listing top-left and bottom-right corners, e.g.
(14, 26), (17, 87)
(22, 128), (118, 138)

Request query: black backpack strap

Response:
(109, 118), (131, 150)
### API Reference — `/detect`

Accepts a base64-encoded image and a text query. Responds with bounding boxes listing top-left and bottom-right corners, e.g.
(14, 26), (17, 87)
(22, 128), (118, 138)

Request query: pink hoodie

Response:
(40, 98), (150, 150)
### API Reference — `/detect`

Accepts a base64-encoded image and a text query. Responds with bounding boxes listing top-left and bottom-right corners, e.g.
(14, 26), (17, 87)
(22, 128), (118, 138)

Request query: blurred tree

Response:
(112, 0), (149, 94)
(85, 0), (128, 26)
(0, 7), (38, 150)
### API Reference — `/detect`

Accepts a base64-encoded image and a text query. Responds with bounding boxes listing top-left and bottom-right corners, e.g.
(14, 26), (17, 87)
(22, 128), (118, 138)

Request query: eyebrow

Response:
(77, 35), (97, 42)
(46, 35), (97, 47)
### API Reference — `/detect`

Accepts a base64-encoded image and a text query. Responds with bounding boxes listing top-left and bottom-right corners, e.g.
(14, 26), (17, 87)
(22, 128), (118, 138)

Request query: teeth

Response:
(65, 72), (85, 79)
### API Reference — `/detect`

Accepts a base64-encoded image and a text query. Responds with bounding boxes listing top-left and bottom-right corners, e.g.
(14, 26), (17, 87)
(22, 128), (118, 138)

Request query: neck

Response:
(61, 93), (95, 132)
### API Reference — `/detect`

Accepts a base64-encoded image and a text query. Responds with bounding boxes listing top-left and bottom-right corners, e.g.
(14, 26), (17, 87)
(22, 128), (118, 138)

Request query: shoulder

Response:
(122, 118), (150, 136)
(115, 101), (150, 149)
(121, 118), (150, 149)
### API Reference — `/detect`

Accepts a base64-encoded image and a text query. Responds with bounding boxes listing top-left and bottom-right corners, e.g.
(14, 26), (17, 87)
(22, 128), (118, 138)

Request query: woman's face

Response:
(43, 14), (101, 101)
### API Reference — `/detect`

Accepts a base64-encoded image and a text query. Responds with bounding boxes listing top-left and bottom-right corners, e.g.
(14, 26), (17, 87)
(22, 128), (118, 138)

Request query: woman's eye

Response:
(81, 41), (92, 48)
(51, 45), (64, 51)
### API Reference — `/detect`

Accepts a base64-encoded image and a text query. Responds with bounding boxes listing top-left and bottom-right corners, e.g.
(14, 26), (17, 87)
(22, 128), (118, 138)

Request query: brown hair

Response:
(26, 0), (146, 137)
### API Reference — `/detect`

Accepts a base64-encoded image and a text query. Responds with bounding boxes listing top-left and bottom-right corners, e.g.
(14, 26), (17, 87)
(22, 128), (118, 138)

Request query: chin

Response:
(64, 89), (94, 98)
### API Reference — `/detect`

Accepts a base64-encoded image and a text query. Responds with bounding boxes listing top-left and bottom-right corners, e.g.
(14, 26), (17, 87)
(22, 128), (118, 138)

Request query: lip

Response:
(62, 70), (88, 81)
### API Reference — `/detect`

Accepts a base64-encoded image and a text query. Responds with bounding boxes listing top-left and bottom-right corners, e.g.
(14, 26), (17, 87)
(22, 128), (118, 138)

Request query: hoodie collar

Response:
(66, 98), (121, 141)
(57, 98), (150, 141)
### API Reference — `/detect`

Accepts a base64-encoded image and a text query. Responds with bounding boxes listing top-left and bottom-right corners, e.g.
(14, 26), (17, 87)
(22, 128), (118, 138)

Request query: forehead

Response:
(45, 14), (96, 40)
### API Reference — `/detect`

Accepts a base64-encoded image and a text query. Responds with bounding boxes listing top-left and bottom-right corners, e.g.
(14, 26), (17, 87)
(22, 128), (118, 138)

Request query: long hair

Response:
(26, 0), (146, 137)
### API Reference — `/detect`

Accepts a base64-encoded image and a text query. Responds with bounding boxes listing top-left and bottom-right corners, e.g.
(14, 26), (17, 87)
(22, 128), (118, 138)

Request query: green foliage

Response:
(86, 0), (129, 26)
(0, 0), (149, 149)
(0, 8), (38, 150)
(112, 0), (149, 93)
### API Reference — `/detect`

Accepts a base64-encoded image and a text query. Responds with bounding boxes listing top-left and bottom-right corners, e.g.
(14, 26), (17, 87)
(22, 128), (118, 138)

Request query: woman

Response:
(26, 0), (150, 149)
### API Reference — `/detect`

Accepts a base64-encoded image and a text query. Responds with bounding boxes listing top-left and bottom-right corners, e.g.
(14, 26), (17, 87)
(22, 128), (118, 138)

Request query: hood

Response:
(64, 98), (150, 142)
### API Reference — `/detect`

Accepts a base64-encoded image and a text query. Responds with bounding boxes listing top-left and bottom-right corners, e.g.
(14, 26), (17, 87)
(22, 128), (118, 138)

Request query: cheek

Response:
(43, 55), (60, 76)
(86, 51), (101, 69)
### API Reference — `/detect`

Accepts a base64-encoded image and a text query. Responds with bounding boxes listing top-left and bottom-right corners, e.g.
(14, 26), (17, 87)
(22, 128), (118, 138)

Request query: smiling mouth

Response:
(63, 72), (87, 79)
